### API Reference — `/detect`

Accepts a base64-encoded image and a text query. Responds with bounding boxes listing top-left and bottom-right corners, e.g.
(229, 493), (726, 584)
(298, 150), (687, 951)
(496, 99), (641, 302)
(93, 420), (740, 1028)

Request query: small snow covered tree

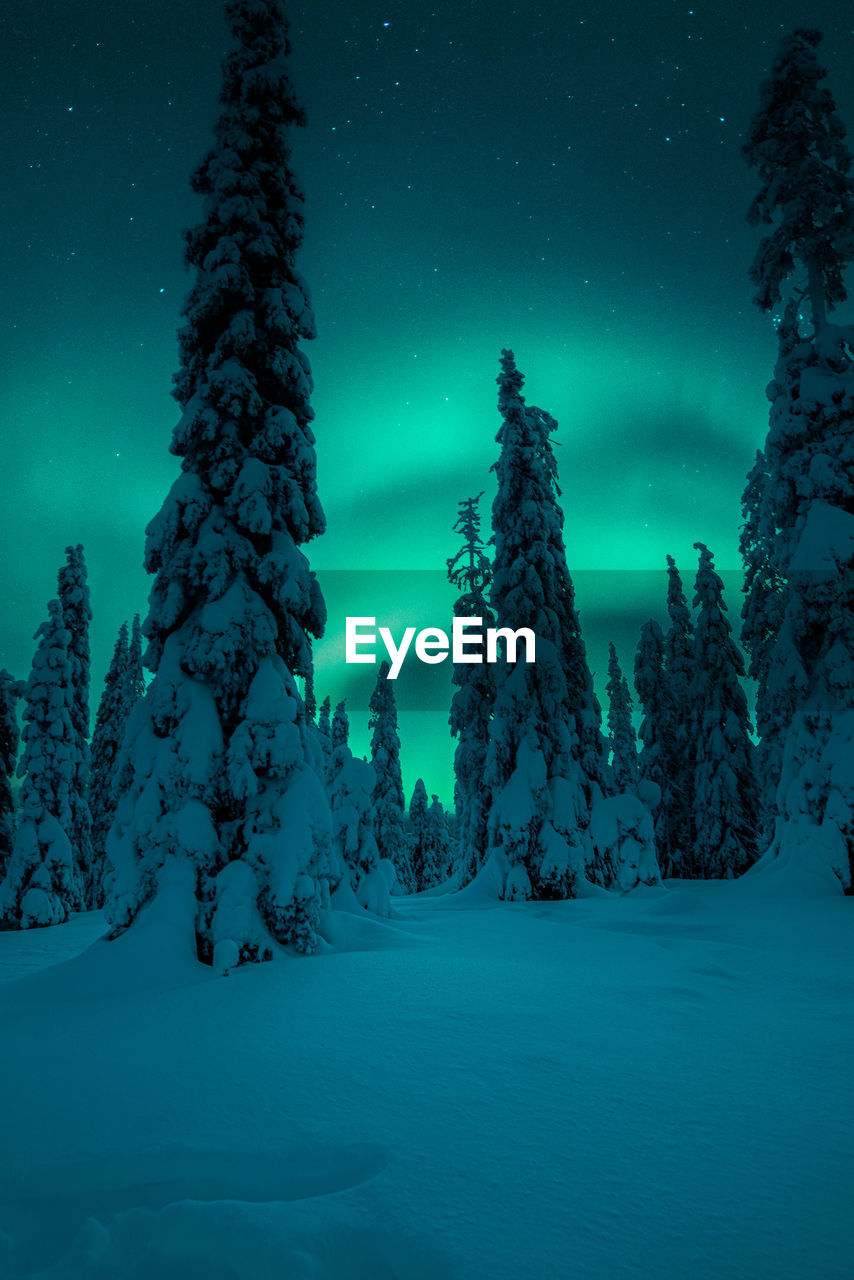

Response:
(408, 779), (444, 891)
(661, 556), (695, 875)
(327, 701), (388, 911)
(89, 618), (146, 908)
(690, 544), (759, 879)
(425, 794), (453, 886)
(0, 670), (23, 881)
(447, 493), (495, 885)
(484, 350), (599, 899)
(105, 0), (333, 964)
(634, 619), (678, 877)
(0, 600), (81, 928)
(369, 661), (414, 892)
(742, 31), (854, 890)
(57, 545), (94, 902)
(606, 643), (638, 794)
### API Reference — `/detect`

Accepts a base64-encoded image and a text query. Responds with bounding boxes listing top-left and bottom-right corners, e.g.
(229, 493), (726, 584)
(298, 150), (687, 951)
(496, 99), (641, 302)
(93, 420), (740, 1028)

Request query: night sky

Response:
(2, 0), (853, 799)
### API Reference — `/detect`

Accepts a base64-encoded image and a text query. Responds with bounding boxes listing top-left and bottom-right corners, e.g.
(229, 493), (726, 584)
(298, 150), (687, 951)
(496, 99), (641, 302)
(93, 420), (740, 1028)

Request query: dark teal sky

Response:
(1, 1), (852, 798)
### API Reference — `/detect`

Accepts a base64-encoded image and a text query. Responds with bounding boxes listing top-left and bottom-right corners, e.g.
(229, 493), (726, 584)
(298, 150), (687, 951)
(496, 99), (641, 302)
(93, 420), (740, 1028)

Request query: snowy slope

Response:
(0, 881), (851, 1280)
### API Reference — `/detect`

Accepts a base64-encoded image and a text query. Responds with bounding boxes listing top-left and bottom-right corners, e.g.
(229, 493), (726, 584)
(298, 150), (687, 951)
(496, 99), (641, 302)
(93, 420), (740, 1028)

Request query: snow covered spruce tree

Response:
(0, 600), (81, 928)
(327, 701), (389, 912)
(484, 351), (602, 899)
(606, 643), (638, 794)
(742, 27), (854, 889)
(316, 694), (332, 776)
(0, 670), (23, 881)
(426, 794), (453, 886)
(690, 544), (759, 878)
(89, 617), (145, 908)
(106, 0), (334, 964)
(407, 778), (430, 890)
(634, 619), (677, 877)
(447, 493), (495, 885)
(660, 556), (695, 875)
(369, 662), (414, 892)
(57, 544), (94, 901)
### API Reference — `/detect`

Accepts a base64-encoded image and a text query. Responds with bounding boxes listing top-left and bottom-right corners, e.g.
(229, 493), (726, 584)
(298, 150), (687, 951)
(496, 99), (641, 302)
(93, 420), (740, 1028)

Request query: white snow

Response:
(0, 880), (850, 1279)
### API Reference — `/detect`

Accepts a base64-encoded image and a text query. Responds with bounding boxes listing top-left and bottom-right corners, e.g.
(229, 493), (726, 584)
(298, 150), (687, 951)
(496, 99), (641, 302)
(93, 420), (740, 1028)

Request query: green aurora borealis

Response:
(2, 0), (853, 797)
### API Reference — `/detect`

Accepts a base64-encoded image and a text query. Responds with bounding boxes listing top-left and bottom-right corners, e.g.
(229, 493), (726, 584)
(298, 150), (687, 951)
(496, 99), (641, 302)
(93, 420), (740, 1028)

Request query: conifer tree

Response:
(742, 30), (854, 889)
(634, 620), (677, 877)
(57, 545), (94, 901)
(0, 670), (23, 881)
(606, 643), (638, 794)
(425, 794), (453, 886)
(369, 662), (413, 892)
(89, 620), (146, 908)
(0, 600), (81, 927)
(743, 27), (854, 332)
(328, 701), (386, 909)
(661, 556), (695, 875)
(408, 779), (436, 891)
(690, 544), (759, 879)
(484, 351), (597, 899)
(105, 0), (332, 964)
(447, 493), (495, 885)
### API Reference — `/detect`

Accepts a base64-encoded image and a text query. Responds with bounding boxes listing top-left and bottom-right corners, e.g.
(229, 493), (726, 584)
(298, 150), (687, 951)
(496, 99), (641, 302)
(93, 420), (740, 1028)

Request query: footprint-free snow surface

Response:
(0, 878), (851, 1279)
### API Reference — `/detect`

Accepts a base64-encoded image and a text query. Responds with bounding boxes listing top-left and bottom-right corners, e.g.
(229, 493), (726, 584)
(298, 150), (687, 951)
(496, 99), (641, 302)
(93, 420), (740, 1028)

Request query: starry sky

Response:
(1, 0), (852, 800)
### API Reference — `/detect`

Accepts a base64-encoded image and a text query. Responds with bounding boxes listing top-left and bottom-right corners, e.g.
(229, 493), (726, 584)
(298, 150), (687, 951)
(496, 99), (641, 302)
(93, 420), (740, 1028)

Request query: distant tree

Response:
(690, 544), (759, 878)
(742, 32), (854, 890)
(0, 600), (81, 928)
(425, 794), (453, 886)
(661, 556), (695, 874)
(0, 670), (23, 881)
(408, 779), (445, 891)
(447, 493), (495, 885)
(57, 545), (94, 902)
(105, 0), (333, 966)
(634, 619), (678, 877)
(370, 663), (413, 892)
(485, 350), (597, 899)
(606, 643), (638, 794)
(743, 27), (854, 332)
(328, 701), (387, 910)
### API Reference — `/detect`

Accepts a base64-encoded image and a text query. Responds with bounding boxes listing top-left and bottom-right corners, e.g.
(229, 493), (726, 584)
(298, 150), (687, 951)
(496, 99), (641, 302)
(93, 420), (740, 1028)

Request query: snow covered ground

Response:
(0, 879), (851, 1280)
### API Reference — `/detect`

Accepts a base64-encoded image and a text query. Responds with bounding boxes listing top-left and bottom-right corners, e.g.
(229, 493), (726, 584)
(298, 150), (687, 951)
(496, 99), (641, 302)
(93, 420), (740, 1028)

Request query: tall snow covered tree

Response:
(0, 670), (23, 881)
(742, 30), (854, 890)
(690, 544), (759, 879)
(447, 493), (495, 885)
(316, 694), (332, 777)
(743, 27), (854, 332)
(57, 545), (94, 901)
(661, 556), (695, 875)
(369, 662), (414, 892)
(606, 643), (638, 794)
(0, 600), (81, 928)
(634, 619), (677, 878)
(89, 618), (145, 908)
(484, 350), (600, 899)
(105, 0), (333, 965)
